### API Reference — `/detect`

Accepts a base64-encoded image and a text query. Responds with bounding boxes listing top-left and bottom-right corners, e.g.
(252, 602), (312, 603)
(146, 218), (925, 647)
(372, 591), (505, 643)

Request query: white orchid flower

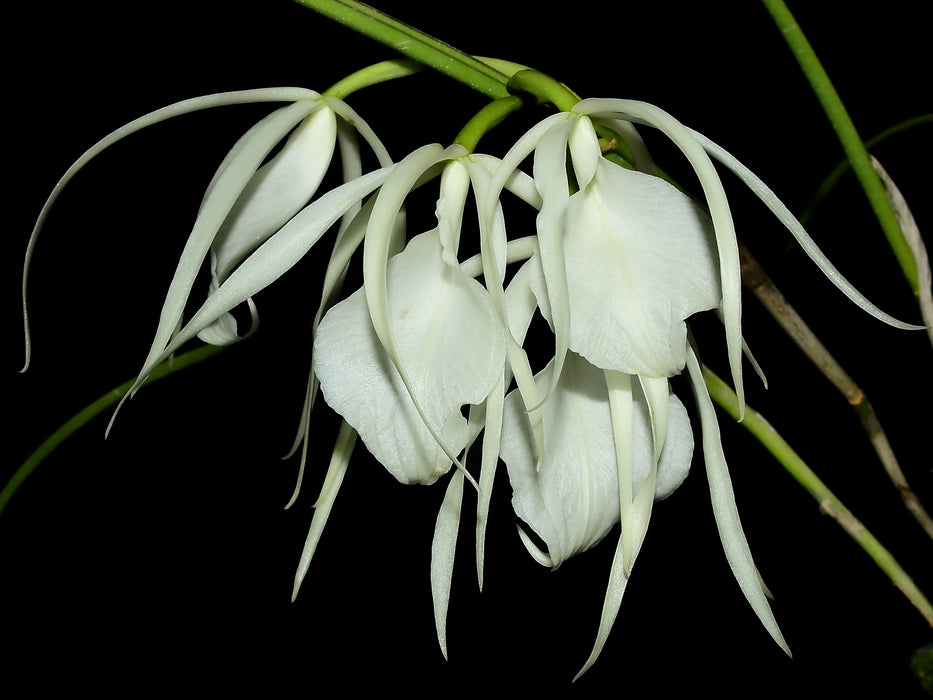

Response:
(21, 85), (396, 445)
(295, 145), (547, 659)
(293, 147), (504, 650)
(126, 93), (390, 400)
(25, 73), (919, 681)
(473, 95), (922, 676)
(22, 88), (388, 372)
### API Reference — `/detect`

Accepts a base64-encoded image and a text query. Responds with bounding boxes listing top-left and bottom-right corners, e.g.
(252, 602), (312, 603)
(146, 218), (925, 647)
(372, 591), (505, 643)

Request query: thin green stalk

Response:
(292, 0), (512, 99)
(1, 345), (224, 516)
(453, 95), (525, 153)
(506, 69), (580, 113)
(703, 365), (933, 628)
(323, 57), (423, 100)
(761, 0), (920, 293)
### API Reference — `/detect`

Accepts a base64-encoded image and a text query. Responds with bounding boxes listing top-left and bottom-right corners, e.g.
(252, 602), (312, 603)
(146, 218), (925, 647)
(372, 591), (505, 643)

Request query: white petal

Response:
(474, 371), (504, 591)
(21, 88), (321, 371)
(684, 344), (790, 654)
(431, 469), (465, 660)
(291, 419), (356, 602)
(129, 101), (318, 377)
(694, 130), (925, 331)
(575, 380), (692, 680)
(362, 145), (471, 476)
(436, 159), (471, 267)
(108, 166), (391, 434)
(210, 106), (338, 281)
(568, 115), (601, 189)
(605, 370), (636, 574)
(564, 159), (721, 377)
(573, 527), (639, 680)
(532, 116), (575, 398)
(198, 107), (340, 347)
(467, 158), (546, 467)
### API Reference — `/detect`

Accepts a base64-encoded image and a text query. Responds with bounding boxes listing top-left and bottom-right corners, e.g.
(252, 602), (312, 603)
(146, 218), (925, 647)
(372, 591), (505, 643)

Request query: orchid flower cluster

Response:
(19, 21), (921, 682)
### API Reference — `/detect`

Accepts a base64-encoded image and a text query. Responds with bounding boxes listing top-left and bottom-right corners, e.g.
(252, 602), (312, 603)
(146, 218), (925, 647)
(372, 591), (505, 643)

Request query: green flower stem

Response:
(1, 345), (224, 516)
(761, 0), (920, 293)
(703, 364), (933, 628)
(323, 57), (423, 100)
(507, 69), (580, 113)
(454, 95), (526, 153)
(292, 0), (512, 99)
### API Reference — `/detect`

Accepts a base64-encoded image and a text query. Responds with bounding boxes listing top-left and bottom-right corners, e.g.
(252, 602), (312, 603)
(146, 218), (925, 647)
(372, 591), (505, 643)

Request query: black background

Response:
(3, 0), (931, 695)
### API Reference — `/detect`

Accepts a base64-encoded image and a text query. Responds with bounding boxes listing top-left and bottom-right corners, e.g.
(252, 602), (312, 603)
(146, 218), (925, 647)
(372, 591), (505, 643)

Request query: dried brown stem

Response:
(739, 241), (933, 541)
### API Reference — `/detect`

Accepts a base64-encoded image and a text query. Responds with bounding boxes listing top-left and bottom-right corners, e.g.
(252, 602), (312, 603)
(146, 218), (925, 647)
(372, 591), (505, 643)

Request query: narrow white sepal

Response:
(111, 100), (319, 417)
(604, 370), (635, 576)
(573, 526), (638, 681)
(568, 115), (601, 189)
(476, 372), (505, 591)
(138, 100), (318, 371)
(576, 380), (691, 681)
(20, 90), (322, 363)
(284, 197), (385, 507)
(532, 116), (576, 406)
(108, 166), (392, 435)
(684, 344), (790, 656)
(468, 158), (545, 470)
(431, 469), (465, 660)
(693, 130), (924, 332)
(362, 144), (477, 487)
(291, 419), (356, 602)
(207, 104), (337, 283)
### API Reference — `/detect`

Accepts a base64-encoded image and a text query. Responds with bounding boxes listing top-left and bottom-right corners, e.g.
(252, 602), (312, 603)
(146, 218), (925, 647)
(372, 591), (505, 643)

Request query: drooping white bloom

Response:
(294, 145), (545, 659)
(21, 88), (384, 369)
(20, 85), (397, 442)
(478, 96), (919, 676)
(23, 72), (923, 684)
(196, 102), (342, 345)
(141, 95), (389, 386)
(292, 146), (513, 655)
